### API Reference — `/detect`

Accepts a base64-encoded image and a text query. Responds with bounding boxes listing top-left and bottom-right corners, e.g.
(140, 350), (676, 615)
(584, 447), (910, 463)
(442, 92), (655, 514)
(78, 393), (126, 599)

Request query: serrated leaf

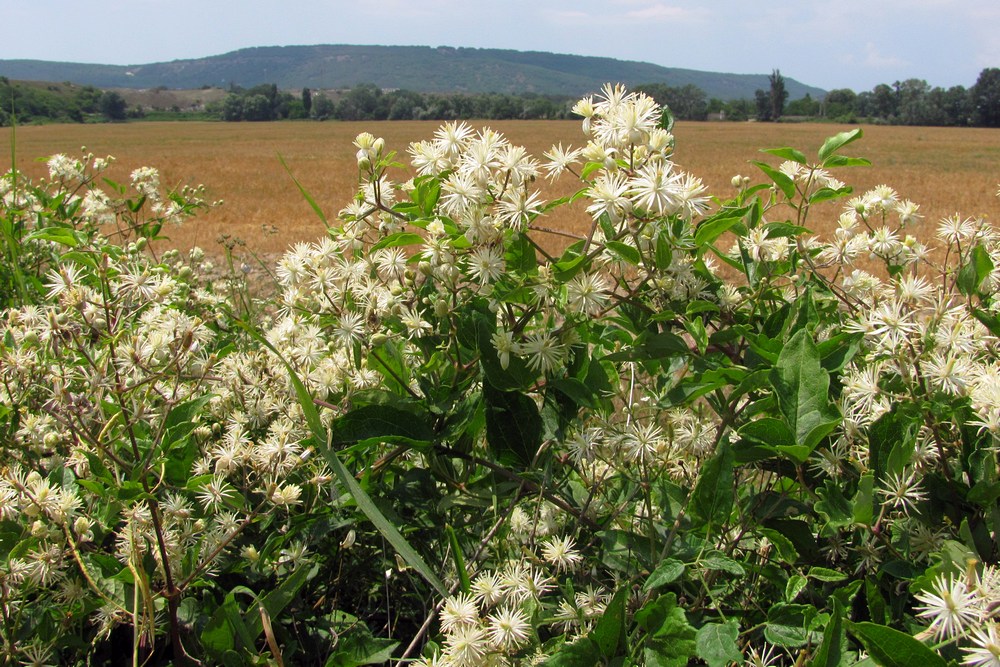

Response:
(542, 637), (600, 667)
(644, 559), (686, 591)
(688, 440), (734, 529)
(696, 621), (742, 667)
(483, 382), (542, 467)
(770, 329), (841, 459)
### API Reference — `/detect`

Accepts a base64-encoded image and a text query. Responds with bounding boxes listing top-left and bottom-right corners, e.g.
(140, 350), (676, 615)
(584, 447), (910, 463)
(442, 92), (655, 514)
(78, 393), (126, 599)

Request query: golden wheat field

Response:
(2, 120), (999, 258)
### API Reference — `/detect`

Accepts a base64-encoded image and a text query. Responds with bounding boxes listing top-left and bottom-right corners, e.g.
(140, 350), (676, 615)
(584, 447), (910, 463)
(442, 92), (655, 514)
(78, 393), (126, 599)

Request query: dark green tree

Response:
(220, 94), (244, 121)
(241, 94), (274, 121)
(302, 87), (312, 116)
(823, 89), (857, 119)
(310, 94), (335, 120)
(971, 68), (1000, 127)
(99, 91), (128, 121)
(768, 69), (788, 120)
(754, 89), (772, 121)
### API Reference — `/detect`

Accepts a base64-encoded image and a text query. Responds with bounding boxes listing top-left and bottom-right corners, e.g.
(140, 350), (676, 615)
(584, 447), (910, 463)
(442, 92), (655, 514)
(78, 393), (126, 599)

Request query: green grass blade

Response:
(277, 152), (330, 231)
(235, 319), (449, 598)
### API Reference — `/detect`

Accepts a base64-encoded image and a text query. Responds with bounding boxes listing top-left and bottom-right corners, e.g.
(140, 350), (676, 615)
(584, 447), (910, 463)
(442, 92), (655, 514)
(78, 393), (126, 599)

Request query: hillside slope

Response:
(0, 45), (825, 101)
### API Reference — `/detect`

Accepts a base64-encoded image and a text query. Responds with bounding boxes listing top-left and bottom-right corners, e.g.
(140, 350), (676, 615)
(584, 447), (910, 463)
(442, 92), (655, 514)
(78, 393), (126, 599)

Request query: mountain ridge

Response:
(0, 44), (826, 101)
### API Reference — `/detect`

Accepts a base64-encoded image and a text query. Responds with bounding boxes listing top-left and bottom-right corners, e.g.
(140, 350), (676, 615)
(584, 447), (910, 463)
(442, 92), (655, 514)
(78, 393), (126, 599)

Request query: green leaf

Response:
(694, 205), (750, 250)
(446, 525), (471, 595)
(644, 559), (686, 591)
(247, 564), (316, 639)
(753, 161), (796, 199)
(818, 129), (864, 162)
(852, 473), (875, 526)
(324, 621), (400, 667)
(636, 594), (697, 667)
(765, 603), (815, 647)
(701, 553), (745, 576)
(483, 383), (542, 467)
(958, 244), (994, 296)
(807, 567), (848, 583)
(506, 232), (538, 274)
(370, 232), (425, 251)
(23, 226), (81, 247)
(542, 637), (600, 667)
(605, 240), (641, 266)
(761, 146), (807, 164)
(278, 152), (329, 229)
(236, 321), (448, 598)
(761, 527), (800, 564)
(591, 586), (628, 659)
(815, 482), (853, 529)
(770, 329), (841, 459)
(810, 597), (846, 667)
(786, 574), (808, 602)
(329, 404), (434, 447)
(696, 621), (742, 667)
(819, 155), (871, 168)
(688, 440), (734, 529)
(602, 330), (689, 362)
(846, 622), (946, 667)
(684, 317), (708, 355)
(202, 593), (256, 656)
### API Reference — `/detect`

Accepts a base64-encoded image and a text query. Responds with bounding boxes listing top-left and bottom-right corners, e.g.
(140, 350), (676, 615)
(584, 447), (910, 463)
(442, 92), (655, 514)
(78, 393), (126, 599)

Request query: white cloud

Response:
(623, 3), (703, 21)
(863, 42), (907, 69)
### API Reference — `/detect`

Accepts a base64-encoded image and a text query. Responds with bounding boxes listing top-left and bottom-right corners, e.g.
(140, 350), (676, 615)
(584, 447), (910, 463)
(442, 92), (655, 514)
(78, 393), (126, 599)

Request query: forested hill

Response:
(0, 44), (825, 101)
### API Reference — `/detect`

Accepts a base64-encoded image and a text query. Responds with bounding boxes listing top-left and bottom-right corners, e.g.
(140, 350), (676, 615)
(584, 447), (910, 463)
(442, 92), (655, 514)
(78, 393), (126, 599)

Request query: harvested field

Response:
(2, 120), (998, 258)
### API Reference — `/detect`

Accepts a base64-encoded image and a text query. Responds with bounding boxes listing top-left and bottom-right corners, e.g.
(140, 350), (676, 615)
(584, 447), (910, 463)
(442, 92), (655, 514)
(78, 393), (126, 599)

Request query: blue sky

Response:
(4, 0), (997, 92)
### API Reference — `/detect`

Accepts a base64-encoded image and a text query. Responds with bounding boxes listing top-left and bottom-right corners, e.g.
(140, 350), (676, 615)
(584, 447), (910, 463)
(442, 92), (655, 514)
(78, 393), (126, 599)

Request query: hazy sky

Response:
(4, 0), (997, 92)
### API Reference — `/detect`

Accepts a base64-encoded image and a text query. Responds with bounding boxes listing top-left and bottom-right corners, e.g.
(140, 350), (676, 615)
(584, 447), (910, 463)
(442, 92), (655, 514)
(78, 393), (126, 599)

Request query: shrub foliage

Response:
(1, 84), (1000, 666)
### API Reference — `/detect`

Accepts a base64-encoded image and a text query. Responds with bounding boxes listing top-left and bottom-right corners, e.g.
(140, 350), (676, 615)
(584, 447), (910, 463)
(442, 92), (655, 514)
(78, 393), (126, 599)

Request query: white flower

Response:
(543, 143), (582, 180)
(541, 536), (582, 573)
(629, 162), (680, 216)
(566, 272), (609, 316)
(444, 624), (489, 667)
(586, 172), (631, 223)
(468, 246), (505, 285)
(876, 469), (926, 516)
(440, 592), (479, 634)
(915, 573), (982, 639)
(491, 329), (516, 370)
(964, 623), (1000, 667)
(486, 605), (530, 650)
(517, 331), (566, 375)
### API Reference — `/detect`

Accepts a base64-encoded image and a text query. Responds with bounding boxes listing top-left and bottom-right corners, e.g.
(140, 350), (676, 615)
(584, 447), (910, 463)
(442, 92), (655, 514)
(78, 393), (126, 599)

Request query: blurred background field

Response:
(2, 120), (998, 256)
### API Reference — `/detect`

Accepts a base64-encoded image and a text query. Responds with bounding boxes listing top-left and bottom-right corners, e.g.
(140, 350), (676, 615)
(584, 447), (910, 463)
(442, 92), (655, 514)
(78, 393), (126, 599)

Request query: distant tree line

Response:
(0, 77), (130, 125)
(641, 68), (1000, 127)
(214, 82), (578, 122)
(3, 67), (998, 127)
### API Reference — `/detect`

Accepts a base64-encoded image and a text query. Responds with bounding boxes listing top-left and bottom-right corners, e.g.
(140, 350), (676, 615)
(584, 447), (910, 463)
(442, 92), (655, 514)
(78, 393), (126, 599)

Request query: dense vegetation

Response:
(0, 78), (130, 125)
(4, 66), (999, 128)
(3, 83), (1000, 666)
